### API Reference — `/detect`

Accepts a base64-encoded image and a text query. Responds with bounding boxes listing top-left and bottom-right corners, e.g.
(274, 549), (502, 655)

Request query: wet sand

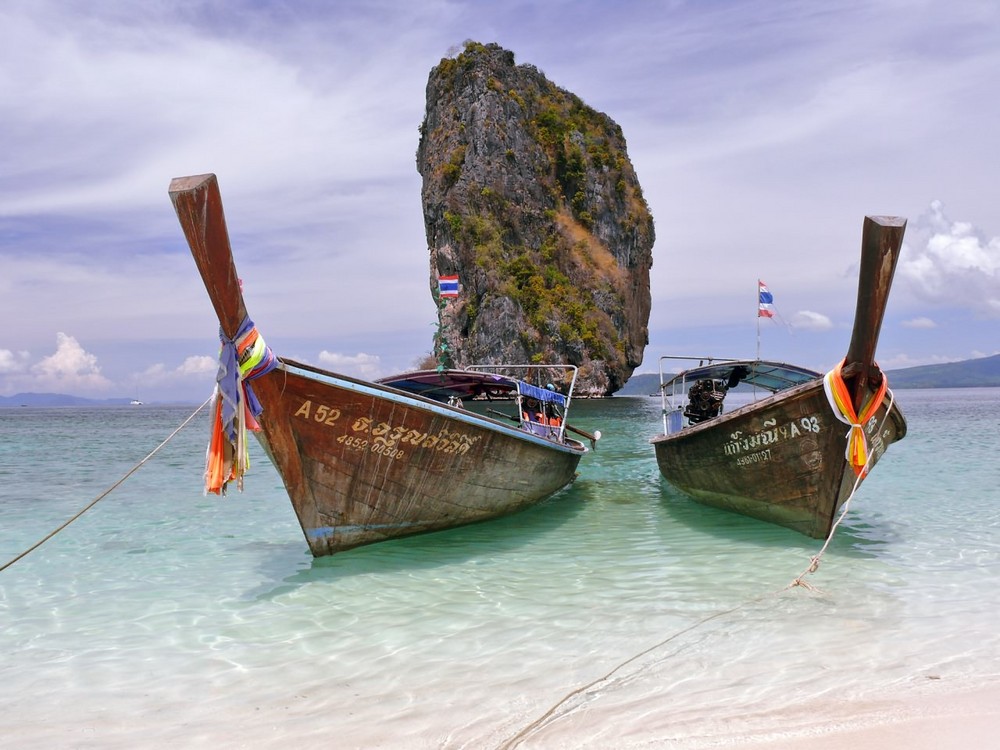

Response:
(739, 683), (1000, 750)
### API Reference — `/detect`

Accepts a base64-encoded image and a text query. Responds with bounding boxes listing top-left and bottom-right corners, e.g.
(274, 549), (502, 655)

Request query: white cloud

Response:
(790, 311), (833, 331)
(898, 201), (1000, 316)
(175, 356), (218, 377)
(0, 349), (30, 374)
(902, 317), (937, 329)
(318, 351), (383, 380)
(138, 356), (218, 384)
(29, 333), (112, 392)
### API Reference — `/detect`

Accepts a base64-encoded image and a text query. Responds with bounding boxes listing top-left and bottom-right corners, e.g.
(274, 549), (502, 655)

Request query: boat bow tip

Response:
(168, 173), (218, 195)
(866, 214), (907, 227)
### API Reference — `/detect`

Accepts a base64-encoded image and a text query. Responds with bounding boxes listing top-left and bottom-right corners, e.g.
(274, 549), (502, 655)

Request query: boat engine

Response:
(684, 378), (727, 423)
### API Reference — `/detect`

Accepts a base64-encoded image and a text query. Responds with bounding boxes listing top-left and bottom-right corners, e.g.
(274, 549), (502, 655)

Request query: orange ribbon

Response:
(822, 359), (888, 476)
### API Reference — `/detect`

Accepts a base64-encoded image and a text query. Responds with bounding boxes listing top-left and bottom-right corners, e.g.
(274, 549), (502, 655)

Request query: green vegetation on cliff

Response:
(416, 41), (654, 395)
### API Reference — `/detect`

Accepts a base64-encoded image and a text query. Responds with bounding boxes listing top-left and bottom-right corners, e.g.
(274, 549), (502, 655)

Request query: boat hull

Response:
(651, 379), (907, 538)
(251, 361), (584, 556)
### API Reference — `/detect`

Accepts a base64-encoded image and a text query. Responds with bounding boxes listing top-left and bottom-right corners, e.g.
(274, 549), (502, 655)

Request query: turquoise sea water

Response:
(1, 389), (998, 748)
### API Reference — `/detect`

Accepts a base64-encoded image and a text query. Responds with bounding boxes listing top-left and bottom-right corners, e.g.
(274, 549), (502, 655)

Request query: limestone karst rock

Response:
(416, 41), (654, 395)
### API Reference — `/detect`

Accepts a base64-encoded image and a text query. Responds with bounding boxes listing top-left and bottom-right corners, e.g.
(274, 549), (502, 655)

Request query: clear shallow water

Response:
(1, 389), (998, 748)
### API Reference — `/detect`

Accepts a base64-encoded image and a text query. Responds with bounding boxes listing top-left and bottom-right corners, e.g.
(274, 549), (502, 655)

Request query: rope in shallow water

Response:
(0, 396), (212, 574)
(498, 390), (898, 749)
(791, 387), (896, 590)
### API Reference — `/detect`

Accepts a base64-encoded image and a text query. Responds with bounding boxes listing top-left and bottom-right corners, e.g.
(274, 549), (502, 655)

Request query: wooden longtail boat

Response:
(169, 173), (591, 557)
(651, 216), (908, 539)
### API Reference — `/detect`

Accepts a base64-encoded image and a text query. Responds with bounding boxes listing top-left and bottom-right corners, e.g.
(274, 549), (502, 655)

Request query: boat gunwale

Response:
(651, 376), (820, 444)
(278, 358), (588, 456)
(651, 373), (907, 446)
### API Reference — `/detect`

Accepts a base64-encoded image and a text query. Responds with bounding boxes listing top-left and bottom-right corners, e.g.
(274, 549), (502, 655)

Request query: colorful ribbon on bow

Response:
(822, 358), (888, 477)
(205, 316), (278, 494)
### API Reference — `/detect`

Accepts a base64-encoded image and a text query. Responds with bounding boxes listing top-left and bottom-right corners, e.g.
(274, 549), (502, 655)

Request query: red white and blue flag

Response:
(439, 274), (459, 298)
(758, 280), (774, 318)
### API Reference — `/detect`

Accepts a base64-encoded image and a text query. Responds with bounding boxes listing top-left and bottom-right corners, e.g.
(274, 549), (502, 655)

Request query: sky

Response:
(2, 0), (998, 403)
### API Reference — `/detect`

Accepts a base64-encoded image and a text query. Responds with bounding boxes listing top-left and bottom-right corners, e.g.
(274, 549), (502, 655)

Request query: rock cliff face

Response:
(416, 41), (654, 395)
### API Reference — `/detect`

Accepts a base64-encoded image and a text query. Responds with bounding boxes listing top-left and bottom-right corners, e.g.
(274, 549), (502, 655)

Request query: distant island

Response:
(884, 353), (1000, 388)
(0, 393), (142, 407)
(617, 353), (1000, 395)
(4, 354), (997, 407)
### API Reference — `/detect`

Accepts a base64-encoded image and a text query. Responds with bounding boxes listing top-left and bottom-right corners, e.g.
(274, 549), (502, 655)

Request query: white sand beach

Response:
(739, 683), (1000, 750)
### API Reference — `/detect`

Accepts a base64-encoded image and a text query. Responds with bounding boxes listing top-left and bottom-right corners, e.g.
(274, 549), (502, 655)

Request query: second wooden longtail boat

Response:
(651, 216), (908, 539)
(170, 173), (593, 557)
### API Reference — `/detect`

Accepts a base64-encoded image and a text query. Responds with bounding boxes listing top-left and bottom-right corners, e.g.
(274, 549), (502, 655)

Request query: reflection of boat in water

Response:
(169, 172), (595, 557)
(651, 216), (908, 539)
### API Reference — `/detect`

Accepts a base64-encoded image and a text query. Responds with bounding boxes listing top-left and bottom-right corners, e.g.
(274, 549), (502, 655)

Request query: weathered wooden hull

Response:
(239, 360), (583, 556)
(168, 172), (586, 557)
(653, 215), (908, 538)
(652, 379), (907, 538)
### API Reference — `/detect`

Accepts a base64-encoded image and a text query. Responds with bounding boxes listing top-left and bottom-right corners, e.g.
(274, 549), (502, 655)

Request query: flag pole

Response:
(755, 279), (776, 359)
(755, 279), (761, 361)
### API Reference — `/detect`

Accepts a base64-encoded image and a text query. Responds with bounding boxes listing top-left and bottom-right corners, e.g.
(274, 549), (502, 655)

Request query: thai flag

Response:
(439, 274), (459, 298)
(758, 280), (774, 318)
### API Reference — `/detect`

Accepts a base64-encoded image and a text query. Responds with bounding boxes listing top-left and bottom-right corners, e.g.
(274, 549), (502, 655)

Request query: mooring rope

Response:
(790, 386), (896, 589)
(0, 396), (212, 574)
(499, 387), (899, 749)
(496, 598), (764, 750)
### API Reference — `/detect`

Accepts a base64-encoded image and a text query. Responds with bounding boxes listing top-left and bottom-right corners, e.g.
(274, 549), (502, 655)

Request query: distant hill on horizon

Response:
(6, 354), (998, 406)
(885, 352), (1000, 388)
(0, 392), (140, 407)
(616, 353), (1000, 395)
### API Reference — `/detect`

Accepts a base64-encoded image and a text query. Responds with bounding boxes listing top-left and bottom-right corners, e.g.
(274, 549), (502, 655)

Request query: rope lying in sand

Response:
(0, 396), (212, 574)
(499, 389), (898, 749)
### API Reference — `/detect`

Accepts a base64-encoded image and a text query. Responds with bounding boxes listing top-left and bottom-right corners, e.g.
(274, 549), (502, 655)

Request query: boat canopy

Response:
(377, 369), (566, 406)
(662, 359), (820, 394)
(516, 381), (566, 407)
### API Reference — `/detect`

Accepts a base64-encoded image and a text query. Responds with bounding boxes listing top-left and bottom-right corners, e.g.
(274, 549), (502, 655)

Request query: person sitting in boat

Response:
(521, 397), (556, 437)
(522, 398), (545, 424)
(543, 384), (563, 428)
(726, 365), (750, 390)
(684, 378), (727, 423)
